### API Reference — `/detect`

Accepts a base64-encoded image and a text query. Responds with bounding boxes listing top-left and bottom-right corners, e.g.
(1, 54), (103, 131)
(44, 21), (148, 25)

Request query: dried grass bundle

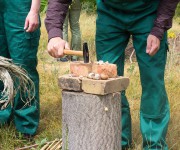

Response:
(0, 56), (35, 110)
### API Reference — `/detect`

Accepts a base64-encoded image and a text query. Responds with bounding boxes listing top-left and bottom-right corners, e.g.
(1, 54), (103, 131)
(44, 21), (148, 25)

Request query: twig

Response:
(15, 139), (63, 150)
(129, 49), (135, 64)
(15, 143), (38, 150)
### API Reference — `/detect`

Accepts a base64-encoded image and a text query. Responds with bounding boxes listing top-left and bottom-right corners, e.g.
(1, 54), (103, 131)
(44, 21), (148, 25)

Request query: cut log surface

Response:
(62, 91), (121, 150)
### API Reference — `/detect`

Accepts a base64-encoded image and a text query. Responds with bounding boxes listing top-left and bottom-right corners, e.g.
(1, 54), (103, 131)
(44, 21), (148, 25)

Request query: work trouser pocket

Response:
(20, 29), (40, 59)
(24, 30), (40, 46)
(18, 13), (41, 58)
(4, 10), (41, 61)
(11, 30), (40, 73)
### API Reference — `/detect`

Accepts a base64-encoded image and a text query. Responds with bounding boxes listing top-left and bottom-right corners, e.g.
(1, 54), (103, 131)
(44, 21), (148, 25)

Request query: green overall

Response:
(96, 0), (169, 149)
(63, 0), (81, 60)
(0, 0), (40, 135)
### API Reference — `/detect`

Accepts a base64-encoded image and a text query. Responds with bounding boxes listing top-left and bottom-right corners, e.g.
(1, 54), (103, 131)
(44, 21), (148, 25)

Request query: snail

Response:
(100, 73), (109, 80)
(87, 72), (95, 79)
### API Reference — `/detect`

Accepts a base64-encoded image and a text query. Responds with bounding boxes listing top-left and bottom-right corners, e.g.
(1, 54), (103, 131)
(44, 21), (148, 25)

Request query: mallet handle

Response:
(64, 49), (83, 56)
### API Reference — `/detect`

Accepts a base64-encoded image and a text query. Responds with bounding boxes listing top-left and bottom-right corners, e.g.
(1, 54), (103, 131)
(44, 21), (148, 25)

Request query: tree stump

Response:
(62, 91), (121, 150)
(59, 74), (129, 150)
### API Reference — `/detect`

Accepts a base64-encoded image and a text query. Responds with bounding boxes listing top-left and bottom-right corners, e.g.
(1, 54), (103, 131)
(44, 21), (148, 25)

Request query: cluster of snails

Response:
(95, 60), (109, 65)
(87, 72), (108, 80)
(69, 72), (109, 80)
(87, 60), (110, 80)
(69, 60), (111, 80)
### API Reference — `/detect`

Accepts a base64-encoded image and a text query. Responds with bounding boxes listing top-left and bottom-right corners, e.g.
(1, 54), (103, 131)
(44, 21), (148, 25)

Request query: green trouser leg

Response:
(0, 11), (12, 124)
(96, 2), (132, 147)
(133, 34), (169, 150)
(63, 0), (81, 60)
(0, 0), (40, 135)
(96, 0), (169, 149)
(128, 3), (170, 148)
(131, 29), (169, 150)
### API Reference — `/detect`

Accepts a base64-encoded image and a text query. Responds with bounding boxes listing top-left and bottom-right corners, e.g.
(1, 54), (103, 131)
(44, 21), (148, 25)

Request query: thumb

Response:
(57, 44), (64, 57)
(146, 37), (152, 54)
(65, 42), (70, 50)
(24, 18), (29, 30)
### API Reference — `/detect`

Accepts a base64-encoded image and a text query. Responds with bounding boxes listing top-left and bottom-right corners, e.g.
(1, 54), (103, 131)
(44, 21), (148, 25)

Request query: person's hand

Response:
(146, 34), (160, 56)
(24, 11), (39, 32)
(47, 37), (70, 58)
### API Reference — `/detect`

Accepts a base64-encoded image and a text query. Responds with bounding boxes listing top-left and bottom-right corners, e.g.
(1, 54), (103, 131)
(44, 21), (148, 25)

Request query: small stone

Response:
(79, 75), (84, 80)
(88, 73), (95, 79)
(94, 74), (101, 80)
(98, 60), (104, 65)
(104, 107), (109, 111)
(100, 73), (109, 80)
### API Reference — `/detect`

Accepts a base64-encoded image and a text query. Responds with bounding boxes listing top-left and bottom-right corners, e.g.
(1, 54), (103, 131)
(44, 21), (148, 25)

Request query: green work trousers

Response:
(63, 0), (81, 60)
(0, 0), (40, 135)
(96, 0), (170, 149)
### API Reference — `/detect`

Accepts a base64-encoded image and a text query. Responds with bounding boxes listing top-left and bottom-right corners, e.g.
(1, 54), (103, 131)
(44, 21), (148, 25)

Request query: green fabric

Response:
(0, 0), (40, 135)
(96, 0), (169, 149)
(63, 0), (81, 60)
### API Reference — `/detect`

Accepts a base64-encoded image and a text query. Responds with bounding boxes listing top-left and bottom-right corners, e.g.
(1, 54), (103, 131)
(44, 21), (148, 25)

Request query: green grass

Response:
(0, 13), (180, 150)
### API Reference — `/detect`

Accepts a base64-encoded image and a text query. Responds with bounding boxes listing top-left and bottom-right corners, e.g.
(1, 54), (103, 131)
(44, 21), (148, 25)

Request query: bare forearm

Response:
(24, 0), (40, 32)
(30, 0), (41, 13)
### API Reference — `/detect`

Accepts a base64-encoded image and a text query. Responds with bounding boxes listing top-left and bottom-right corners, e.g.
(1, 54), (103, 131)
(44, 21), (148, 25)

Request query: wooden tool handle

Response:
(64, 49), (83, 56)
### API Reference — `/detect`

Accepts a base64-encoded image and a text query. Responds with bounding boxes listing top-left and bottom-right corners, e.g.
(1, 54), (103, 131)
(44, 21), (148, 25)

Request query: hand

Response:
(47, 37), (70, 58)
(146, 34), (160, 56)
(24, 11), (39, 32)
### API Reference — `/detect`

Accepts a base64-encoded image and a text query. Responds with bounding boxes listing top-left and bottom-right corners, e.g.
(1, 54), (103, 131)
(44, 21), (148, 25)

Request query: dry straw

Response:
(0, 56), (35, 110)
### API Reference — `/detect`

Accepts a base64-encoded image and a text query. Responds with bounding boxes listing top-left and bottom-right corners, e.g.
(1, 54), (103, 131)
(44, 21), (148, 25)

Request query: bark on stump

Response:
(62, 91), (121, 150)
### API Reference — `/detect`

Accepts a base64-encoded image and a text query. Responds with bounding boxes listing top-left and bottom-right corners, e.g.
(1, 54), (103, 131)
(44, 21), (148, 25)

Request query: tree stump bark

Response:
(62, 91), (121, 150)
